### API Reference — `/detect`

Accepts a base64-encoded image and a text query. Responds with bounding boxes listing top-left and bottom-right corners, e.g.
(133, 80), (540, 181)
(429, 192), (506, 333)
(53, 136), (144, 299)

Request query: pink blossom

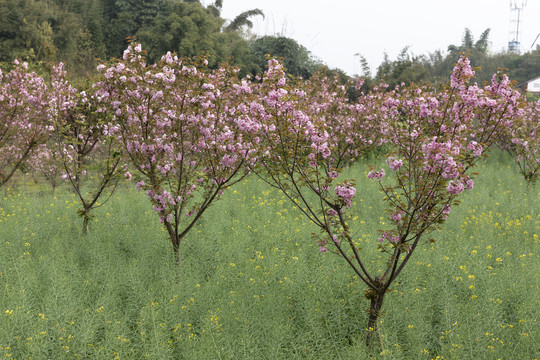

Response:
(136, 181), (145, 190)
(386, 157), (403, 171)
(334, 183), (356, 208)
(468, 141), (483, 157)
(390, 212), (402, 223)
(368, 169), (385, 181)
(378, 232), (399, 243)
(327, 171), (340, 179)
(451, 56), (475, 89)
(447, 180), (465, 195)
(327, 209), (338, 217)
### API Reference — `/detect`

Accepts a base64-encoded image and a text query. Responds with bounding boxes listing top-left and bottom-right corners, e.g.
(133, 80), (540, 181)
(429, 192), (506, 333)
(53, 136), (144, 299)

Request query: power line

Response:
(529, 33), (540, 52)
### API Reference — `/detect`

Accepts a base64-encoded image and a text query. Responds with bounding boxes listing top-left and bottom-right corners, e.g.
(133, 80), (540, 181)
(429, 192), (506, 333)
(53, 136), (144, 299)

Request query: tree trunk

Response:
(79, 205), (92, 235)
(365, 289), (386, 348)
(163, 219), (183, 265)
(171, 237), (182, 278)
(82, 214), (89, 235)
(173, 240), (181, 264)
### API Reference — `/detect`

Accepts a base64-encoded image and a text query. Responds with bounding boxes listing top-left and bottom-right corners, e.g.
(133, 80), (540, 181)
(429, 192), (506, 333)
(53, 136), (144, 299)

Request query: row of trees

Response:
(1, 43), (538, 347)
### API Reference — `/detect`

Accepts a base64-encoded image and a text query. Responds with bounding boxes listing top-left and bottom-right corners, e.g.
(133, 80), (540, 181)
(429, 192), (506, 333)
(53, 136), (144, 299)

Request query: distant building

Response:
(520, 76), (540, 94)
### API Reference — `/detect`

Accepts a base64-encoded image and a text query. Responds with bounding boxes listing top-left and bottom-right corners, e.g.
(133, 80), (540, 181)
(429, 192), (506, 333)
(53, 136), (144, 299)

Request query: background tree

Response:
(375, 47), (431, 89)
(2, 1), (539, 92)
(135, 1), (259, 76)
(223, 9), (264, 32)
(251, 36), (324, 78)
(27, 144), (63, 193)
(0, 0), (58, 67)
(498, 99), (540, 183)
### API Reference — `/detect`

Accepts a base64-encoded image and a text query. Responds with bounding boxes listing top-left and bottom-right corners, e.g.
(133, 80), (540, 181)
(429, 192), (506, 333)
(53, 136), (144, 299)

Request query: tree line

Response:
(0, 0), (322, 78)
(372, 29), (540, 94)
(1, 0), (539, 92)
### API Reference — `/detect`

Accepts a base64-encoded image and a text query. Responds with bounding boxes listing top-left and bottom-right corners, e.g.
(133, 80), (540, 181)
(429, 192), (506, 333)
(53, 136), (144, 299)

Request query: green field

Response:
(1, 153), (538, 359)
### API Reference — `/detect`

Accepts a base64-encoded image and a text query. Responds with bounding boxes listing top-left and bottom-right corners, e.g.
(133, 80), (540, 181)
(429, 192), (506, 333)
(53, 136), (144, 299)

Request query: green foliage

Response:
(251, 36), (323, 78)
(0, 0), (57, 65)
(137, 1), (223, 63)
(376, 47), (431, 89)
(224, 8), (264, 32)
(525, 91), (540, 102)
(0, 0), (262, 77)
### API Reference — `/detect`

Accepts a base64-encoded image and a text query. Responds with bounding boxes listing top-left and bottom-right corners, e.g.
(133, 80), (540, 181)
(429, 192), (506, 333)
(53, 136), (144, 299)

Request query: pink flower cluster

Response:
(467, 141), (483, 157)
(446, 180), (465, 195)
(390, 211), (403, 224)
(446, 177), (474, 195)
(378, 232), (399, 244)
(386, 157), (403, 171)
(421, 139), (462, 180)
(368, 169), (385, 181)
(450, 56), (475, 90)
(334, 183), (356, 208)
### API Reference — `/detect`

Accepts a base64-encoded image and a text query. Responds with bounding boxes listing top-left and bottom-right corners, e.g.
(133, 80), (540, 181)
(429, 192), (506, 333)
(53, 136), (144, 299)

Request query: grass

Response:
(0, 152), (538, 359)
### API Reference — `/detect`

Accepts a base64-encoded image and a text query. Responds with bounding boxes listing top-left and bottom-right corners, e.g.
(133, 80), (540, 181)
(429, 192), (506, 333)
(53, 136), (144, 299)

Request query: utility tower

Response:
(508, 0), (527, 53)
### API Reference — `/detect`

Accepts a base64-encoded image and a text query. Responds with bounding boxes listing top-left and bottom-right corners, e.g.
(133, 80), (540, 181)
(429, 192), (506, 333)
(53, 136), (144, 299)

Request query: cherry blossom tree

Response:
(48, 63), (126, 233)
(97, 44), (256, 267)
(499, 99), (539, 183)
(361, 59), (522, 345)
(0, 60), (51, 189)
(27, 144), (63, 193)
(245, 57), (522, 347)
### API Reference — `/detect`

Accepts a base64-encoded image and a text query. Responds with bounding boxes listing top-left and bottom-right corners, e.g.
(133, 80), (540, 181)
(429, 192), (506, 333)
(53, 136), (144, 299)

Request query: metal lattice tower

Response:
(508, 0), (527, 53)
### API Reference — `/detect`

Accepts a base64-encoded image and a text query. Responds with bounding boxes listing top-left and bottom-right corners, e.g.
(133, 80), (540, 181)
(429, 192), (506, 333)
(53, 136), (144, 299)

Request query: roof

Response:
(526, 76), (540, 84)
(517, 76), (540, 91)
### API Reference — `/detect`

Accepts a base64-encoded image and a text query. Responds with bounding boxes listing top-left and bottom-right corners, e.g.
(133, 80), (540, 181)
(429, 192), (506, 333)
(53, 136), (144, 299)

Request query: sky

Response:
(208, 0), (540, 76)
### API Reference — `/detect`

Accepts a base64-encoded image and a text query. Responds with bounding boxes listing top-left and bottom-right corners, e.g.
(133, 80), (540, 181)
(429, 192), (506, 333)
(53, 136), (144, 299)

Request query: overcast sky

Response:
(209, 0), (540, 76)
